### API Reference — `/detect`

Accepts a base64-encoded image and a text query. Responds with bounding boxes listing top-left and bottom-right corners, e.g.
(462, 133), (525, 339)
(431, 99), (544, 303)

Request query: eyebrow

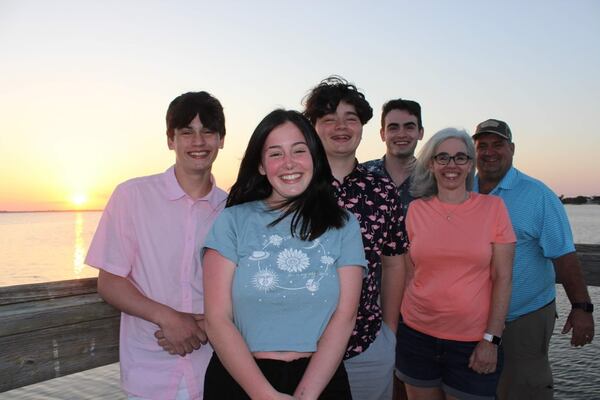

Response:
(265, 141), (307, 150)
(387, 121), (417, 129)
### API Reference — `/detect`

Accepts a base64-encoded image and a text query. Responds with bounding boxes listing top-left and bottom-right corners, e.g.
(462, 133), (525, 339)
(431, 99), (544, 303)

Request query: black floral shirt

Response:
(333, 162), (408, 359)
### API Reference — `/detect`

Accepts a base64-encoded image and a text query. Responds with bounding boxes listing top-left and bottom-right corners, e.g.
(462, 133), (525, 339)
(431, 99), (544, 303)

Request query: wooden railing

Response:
(0, 278), (119, 392)
(0, 244), (598, 393)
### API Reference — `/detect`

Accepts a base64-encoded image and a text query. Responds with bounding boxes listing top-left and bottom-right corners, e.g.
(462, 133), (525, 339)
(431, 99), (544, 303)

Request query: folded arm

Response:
(97, 269), (206, 356)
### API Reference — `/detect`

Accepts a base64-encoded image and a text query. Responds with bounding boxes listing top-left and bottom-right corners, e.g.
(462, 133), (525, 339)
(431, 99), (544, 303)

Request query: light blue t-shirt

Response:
(474, 167), (575, 321)
(204, 200), (367, 352)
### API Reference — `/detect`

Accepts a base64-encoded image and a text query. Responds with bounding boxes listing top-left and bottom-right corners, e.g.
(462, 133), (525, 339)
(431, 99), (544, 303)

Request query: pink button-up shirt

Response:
(85, 166), (227, 400)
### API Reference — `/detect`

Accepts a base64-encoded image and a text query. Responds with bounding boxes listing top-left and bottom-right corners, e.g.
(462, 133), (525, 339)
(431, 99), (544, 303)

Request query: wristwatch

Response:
(483, 332), (502, 346)
(572, 302), (594, 313)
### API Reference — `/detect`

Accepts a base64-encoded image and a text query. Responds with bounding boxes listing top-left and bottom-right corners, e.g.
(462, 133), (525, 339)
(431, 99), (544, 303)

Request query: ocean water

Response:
(0, 211), (101, 286)
(0, 205), (598, 398)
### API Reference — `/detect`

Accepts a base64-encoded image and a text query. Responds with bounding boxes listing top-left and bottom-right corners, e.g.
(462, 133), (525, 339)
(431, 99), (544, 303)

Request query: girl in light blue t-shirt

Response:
(203, 109), (366, 399)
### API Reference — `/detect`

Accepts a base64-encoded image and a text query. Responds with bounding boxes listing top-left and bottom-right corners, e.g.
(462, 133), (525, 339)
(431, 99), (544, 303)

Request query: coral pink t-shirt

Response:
(401, 192), (515, 341)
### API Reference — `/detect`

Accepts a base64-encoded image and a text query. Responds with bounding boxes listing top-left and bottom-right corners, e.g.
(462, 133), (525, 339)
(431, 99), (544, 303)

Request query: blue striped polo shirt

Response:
(474, 167), (575, 321)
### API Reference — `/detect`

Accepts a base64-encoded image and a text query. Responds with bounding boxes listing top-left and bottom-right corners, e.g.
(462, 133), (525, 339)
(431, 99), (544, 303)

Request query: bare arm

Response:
(97, 270), (205, 356)
(554, 252), (594, 346)
(203, 249), (292, 400)
(293, 266), (364, 400)
(380, 254), (407, 333)
(469, 242), (514, 373)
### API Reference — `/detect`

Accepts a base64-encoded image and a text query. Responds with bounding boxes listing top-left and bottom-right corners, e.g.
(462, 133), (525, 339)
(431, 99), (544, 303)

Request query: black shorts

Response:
(204, 352), (351, 399)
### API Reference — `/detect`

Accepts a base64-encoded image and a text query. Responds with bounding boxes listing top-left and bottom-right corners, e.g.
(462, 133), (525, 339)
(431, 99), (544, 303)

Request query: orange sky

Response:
(1, 2), (599, 211)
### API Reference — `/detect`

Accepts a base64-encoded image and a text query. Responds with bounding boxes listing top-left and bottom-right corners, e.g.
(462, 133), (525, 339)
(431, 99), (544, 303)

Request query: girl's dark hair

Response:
(227, 109), (347, 241)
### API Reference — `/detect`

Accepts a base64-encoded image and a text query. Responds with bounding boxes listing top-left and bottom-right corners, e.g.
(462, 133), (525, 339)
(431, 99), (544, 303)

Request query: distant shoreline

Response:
(0, 200), (600, 214)
(560, 195), (600, 205)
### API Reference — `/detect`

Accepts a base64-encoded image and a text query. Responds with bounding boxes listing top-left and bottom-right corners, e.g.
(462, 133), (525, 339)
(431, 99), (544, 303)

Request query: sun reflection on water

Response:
(73, 212), (85, 276)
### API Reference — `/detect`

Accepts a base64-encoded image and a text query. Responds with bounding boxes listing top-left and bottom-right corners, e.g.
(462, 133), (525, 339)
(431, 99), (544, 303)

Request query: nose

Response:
(480, 147), (493, 157)
(393, 127), (406, 136)
(192, 132), (206, 145)
(284, 154), (295, 169)
(335, 118), (347, 129)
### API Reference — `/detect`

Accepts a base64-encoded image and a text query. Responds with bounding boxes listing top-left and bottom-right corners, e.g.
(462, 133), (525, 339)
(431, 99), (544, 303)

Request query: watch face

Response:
(483, 333), (502, 345)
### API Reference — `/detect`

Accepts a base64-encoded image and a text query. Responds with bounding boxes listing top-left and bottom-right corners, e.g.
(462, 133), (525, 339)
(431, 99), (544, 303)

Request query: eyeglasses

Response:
(432, 152), (472, 165)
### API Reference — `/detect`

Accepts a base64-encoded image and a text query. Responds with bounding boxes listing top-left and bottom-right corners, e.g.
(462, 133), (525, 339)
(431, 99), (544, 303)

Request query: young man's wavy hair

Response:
(227, 109), (348, 241)
(302, 75), (373, 125)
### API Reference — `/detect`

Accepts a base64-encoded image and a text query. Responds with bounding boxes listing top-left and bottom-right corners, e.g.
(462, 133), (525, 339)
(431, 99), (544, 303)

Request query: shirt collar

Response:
(164, 166), (186, 200)
(332, 159), (362, 186)
(163, 165), (223, 208)
(474, 166), (518, 194)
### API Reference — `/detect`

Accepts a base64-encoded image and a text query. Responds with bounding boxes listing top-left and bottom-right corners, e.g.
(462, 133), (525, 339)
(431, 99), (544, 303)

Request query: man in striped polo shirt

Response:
(473, 118), (594, 400)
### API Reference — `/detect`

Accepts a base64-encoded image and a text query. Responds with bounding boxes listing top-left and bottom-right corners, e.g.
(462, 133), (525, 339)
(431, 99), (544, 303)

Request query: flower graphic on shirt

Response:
(252, 269), (279, 292)
(276, 248), (310, 273)
(320, 255), (334, 266)
(249, 251), (270, 261)
(268, 235), (283, 246)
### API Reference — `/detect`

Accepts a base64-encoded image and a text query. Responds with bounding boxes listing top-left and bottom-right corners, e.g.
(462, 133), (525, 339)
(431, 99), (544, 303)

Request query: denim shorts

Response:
(396, 321), (503, 400)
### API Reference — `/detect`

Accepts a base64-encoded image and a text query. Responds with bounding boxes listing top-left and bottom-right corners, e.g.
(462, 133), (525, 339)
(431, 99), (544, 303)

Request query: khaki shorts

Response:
(497, 300), (556, 400)
(344, 323), (396, 400)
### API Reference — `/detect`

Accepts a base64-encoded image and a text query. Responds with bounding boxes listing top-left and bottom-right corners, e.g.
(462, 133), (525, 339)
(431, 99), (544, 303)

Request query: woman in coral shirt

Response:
(396, 128), (515, 400)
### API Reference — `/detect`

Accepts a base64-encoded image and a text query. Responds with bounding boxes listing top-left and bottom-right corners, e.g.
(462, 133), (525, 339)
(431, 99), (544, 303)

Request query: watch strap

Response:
(483, 332), (502, 345)
(572, 302), (594, 313)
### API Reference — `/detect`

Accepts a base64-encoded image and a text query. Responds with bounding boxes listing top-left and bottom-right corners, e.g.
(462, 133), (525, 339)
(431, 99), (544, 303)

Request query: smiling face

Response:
(381, 109), (423, 159)
(168, 114), (224, 176)
(430, 137), (473, 193)
(314, 101), (363, 159)
(474, 133), (515, 183)
(259, 121), (314, 205)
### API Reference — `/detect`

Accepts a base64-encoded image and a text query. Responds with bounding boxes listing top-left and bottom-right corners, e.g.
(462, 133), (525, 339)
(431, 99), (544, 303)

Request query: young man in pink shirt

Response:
(85, 91), (228, 400)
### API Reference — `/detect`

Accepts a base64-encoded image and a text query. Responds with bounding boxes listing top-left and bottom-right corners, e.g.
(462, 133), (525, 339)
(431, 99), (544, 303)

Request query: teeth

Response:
(281, 174), (301, 181)
(189, 151), (208, 157)
(444, 173), (459, 178)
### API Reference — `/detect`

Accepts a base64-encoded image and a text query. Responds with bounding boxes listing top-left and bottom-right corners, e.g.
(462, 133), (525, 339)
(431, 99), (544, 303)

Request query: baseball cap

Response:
(473, 119), (512, 142)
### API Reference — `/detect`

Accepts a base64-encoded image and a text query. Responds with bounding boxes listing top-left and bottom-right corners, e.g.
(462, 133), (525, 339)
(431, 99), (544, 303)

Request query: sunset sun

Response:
(70, 193), (88, 208)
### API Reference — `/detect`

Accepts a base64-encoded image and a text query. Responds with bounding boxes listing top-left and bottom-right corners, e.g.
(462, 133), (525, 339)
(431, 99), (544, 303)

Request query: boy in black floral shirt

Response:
(303, 76), (408, 400)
